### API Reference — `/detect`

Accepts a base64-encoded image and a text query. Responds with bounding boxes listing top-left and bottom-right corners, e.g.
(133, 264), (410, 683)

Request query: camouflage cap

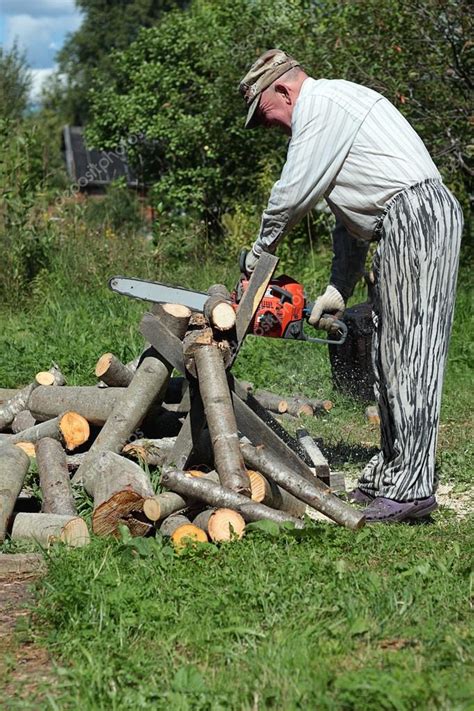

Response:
(239, 49), (300, 129)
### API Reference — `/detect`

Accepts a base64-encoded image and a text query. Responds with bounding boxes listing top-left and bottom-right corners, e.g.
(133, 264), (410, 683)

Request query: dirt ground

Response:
(0, 572), (53, 708)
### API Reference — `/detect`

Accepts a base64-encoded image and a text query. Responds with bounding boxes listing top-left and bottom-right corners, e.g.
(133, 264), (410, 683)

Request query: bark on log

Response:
(240, 442), (364, 530)
(0, 445), (30, 542)
(365, 405), (380, 425)
(193, 344), (250, 496)
(80, 451), (154, 537)
(143, 491), (188, 522)
(29, 386), (125, 425)
(11, 513), (89, 547)
(161, 469), (304, 528)
(36, 438), (76, 516)
(1, 412), (89, 451)
(0, 388), (20, 403)
(73, 356), (172, 486)
(159, 513), (208, 550)
(122, 437), (177, 467)
(95, 353), (134, 387)
(296, 429), (330, 483)
(247, 469), (307, 518)
(11, 410), (36, 434)
(193, 508), (245, 542)
(0, 382), (38, 431)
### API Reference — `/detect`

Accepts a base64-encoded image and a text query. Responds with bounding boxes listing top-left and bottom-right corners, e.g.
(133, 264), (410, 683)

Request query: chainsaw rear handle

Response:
(303, 310), (348, 346)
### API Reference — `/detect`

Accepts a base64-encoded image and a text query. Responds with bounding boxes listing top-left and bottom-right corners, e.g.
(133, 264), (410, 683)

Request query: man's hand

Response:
(239, 248), (260, 276)
(308, 284), (345, 329)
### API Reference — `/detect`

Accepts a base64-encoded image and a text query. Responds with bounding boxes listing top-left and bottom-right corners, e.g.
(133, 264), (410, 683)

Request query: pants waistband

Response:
(373, 178), (442, 241)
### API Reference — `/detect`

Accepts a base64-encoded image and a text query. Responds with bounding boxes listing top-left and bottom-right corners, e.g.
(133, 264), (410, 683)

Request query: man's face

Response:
(256, 86), (292, 134)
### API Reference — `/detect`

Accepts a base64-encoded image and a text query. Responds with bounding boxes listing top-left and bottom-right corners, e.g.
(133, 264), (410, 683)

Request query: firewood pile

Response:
(0, 262), (365, 551)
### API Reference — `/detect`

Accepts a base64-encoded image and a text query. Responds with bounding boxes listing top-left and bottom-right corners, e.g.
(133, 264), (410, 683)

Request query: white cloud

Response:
(2, 1), (78, 17)
(30, 67), (57, 103)
(5, 12), (82, 69)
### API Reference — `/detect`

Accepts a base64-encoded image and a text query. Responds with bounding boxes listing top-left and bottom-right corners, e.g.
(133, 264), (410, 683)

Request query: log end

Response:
(95, 352), (113, 378)
(171, 524), (208, 551)
(210, 302), (236, 331)
(143, 496), (161, 522)
(207, 508), (245, 542)
(247, 469), (266, 503)
(59, 411), (90, 450)
(61, 517), (90, 547)
(15, 441), (36, 458)
(35, 371), (56, 386)
(92, 490), (146, 537)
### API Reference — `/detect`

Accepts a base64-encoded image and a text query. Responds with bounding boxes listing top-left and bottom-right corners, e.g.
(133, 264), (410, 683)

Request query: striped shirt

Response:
(253, 78), (441, 255)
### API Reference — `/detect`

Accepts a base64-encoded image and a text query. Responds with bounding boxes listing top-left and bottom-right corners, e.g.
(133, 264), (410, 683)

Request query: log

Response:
(366, 405), (381, 425)
(285, 399), (314, 418)
(0, 388), (20, 402)
(72, 355), (172, 486)
(2, 412), (90, 451)
(240, 442), (365, 530)
(36, 438), (76, 515)
(11, 410), (36, 434)
(286, 396), (333, 417)
(253, 389), (288, 414)
(159, 513), (208, 550)
(161, 469), (304, 528)
(150, 303), (192, 340)
(193, 344), (250, 496)
(203, 288), (236, 332)
(0, 380), (39, 431)
(0, 445), (30, 542)
(143, 491), (188, 522)
(29, 386), (125, 425)
(95, 353), (134, 387)
(14, 442), (36, 458)
(296, 429), (330, 483)
(80, 451), (154, 537)
(193, 508), (245, 542)
(247, 470), (306, 518)
(11, 513), (89, 547)
(122, 437), (177, 467)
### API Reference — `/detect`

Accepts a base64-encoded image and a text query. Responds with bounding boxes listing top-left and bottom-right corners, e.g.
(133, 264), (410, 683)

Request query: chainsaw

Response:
(109, 261), (347, 347)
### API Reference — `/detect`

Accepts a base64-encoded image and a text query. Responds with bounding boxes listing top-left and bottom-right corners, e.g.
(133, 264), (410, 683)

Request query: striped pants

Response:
(358, 179), (463, 501)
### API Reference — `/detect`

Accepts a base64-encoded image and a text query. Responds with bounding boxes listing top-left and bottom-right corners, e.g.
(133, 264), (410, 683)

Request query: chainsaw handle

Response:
(302, 312), (348, 346)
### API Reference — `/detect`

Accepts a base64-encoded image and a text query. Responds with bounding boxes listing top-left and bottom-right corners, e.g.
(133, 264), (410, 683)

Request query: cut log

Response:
(365, 405), (380, 425)
(35, 372), (56, 386)
(0, 388), (20, 402)
(0, 365), (64, 431)
(161, 469), (304, 528)
(159, 513), (208, 550)
(36, 438), (76, 515)
(247, 469), (306, 518)
(187, 469), (220, 484)
(48, 363), (67, 386)
(240, 442), (364, 530)
(29, 386), (125, 425)
(193, 508), (245, 542)
(193, 344), (250, 496)
(11, 513), (89, 547)
(0, 412), (89, 452)
(253, 389), (288, 414)
(95, 353), (134, 387)
(143, 491), (188, 522)
(14, 442), (36, 458)
(204, 289), (236, 332)
(0, 445), (30, 542)
(79, 451), (154, 537)
(285, 399), (314, 418)
(296, 429), (330, 484)
(72, 355), (172, 486)
(11, 410), (36, 434)
(150, 303), (192, 340)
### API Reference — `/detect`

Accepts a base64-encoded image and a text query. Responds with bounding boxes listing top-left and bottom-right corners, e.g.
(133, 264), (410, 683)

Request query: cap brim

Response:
(245, 94), (261, 129)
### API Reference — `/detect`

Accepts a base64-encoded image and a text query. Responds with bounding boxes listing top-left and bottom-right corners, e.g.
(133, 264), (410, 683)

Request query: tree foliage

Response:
(86, 0), (472, 225)
(0, 43), (32, 121)
(54, 0), (188, 123)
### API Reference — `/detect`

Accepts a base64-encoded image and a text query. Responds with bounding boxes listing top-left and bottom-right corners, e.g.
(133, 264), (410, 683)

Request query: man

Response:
(239, 49), (463, 523)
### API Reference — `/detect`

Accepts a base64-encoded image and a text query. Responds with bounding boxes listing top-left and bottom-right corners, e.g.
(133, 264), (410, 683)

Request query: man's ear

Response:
(274, 82), (292, 104)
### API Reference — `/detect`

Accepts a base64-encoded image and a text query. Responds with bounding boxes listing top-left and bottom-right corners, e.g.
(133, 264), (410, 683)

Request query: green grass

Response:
(1, 233), (473, 710)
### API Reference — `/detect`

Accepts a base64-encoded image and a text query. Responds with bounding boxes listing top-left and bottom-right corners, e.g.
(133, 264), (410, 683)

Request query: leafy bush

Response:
(87, 0), (471, 231)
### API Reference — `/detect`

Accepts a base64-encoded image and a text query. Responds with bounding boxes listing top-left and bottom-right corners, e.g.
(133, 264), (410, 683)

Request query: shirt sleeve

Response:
(330, 220), (370, 301)
(251, 94), (361, 257)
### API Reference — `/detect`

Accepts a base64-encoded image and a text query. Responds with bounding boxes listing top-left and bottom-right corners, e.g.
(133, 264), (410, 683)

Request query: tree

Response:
(0, 43), (32, 121)
(53, 0), (188, 124)
(86, 0), (471, 223)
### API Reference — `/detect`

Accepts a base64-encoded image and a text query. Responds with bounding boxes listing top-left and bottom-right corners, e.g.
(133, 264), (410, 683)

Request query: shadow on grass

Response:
(316, 438), (379, 467)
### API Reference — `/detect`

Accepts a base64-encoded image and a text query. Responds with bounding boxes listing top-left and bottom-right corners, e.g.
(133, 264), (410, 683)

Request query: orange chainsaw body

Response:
(232, 275), (306, 339)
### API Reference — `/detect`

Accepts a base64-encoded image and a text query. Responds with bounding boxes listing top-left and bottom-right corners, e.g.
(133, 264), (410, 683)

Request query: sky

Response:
(0, 0), (83, 102)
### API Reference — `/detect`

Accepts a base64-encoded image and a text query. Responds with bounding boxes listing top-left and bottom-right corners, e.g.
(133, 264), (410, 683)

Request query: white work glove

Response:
(308, 284), (345, 330)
